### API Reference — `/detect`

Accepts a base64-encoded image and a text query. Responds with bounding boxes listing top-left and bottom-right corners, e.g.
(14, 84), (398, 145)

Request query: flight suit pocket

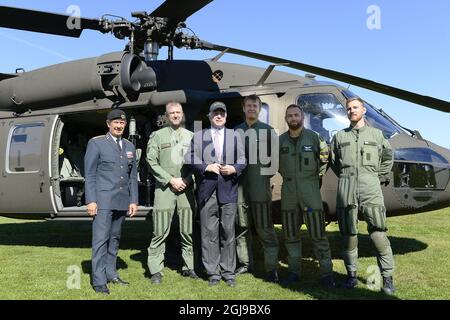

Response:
(281, 179), (296, 211)
(300, 145), (316, 173)
(279, 146), (290, 176)
(181, 143), (191, 156)
(362, 141), (379, 168)
(237, 203), (249, 227)
(299, 180), (322, 210)
(160, 143), (174, 165)
(337, 175), (356, 207)
(340, 142), (353, 167)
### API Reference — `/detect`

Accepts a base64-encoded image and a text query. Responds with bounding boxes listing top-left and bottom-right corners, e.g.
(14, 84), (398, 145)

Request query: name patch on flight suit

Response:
(363, 141), (378, 163)
(281, 147), (290, 154)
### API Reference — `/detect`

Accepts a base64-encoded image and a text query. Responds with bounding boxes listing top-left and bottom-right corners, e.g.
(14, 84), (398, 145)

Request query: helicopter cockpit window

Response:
(297, 93), (349, 143)
(298, 92), (404, 143)
(7, 123), (45, 173)
(259, 103), (270, 124)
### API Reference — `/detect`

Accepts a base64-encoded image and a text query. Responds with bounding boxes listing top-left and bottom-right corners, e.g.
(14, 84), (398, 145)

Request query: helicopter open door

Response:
(0, 115), (59, 217)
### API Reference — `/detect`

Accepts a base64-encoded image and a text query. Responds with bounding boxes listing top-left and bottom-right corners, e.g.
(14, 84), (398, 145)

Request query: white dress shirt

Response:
(109, 133), (123, 150)
(211, 127), (224, 161)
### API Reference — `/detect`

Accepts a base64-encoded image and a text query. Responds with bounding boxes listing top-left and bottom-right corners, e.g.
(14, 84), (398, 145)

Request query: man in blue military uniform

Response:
(84, 109), (139, 295)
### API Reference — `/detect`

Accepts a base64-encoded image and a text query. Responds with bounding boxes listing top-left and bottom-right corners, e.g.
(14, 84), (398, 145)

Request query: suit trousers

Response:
(200, 190), (237, 281)
(92, 209), (126, 286)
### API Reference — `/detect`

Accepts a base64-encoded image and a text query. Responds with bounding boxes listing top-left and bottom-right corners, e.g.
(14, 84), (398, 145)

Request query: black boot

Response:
(264, 269), (279, 283)
(382, 276), (396, 295)
(340, 271), (357, 289)
(320, 274), (336, 289)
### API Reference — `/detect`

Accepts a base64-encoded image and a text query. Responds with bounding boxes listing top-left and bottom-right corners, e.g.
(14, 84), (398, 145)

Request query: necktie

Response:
(213, 130), (222, 161)
(116, 138), (122, 152)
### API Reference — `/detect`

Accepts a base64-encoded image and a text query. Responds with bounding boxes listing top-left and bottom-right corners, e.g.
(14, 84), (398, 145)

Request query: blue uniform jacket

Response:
(187, 128), (246, 206)
(84, 133), (139, 210)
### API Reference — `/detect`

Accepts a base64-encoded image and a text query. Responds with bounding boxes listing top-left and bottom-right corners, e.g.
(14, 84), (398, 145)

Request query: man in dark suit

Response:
(187, 101), (246, 287)
(84, 109), (139, 295)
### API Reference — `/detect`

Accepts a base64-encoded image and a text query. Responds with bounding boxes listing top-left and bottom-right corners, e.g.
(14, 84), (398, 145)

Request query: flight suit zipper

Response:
(355, 130), (360, 205)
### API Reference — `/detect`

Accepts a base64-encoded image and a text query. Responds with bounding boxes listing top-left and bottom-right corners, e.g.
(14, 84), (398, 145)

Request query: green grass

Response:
(0, 207), (449, 300)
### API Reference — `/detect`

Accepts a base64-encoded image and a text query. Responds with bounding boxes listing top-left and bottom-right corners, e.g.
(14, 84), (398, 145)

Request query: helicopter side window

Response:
(394, 147), (449, 164)
(7, 123), (45, 173)
(297, 93), (349, 144)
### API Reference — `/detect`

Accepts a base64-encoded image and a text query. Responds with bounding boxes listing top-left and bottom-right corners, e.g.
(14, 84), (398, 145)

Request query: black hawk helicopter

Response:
(0, 0), (449, 220)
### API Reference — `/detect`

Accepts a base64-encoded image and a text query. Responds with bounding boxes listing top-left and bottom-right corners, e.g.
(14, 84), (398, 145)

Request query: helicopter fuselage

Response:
(0, 57), (449, 220)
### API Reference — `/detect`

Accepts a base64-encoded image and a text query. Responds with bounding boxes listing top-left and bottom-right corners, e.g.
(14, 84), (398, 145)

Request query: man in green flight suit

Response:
(234, 95), (280, 282)
(278, 104), (335, 287)
(331, 97), (395, 295)
(146, 101), (198, 284)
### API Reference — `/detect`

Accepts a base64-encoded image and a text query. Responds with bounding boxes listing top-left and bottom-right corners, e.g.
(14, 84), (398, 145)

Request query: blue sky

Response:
(1, 0), (449, 148)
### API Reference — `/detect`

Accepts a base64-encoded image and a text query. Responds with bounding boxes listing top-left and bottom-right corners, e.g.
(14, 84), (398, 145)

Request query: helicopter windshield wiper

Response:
(376, 106), (417, 137)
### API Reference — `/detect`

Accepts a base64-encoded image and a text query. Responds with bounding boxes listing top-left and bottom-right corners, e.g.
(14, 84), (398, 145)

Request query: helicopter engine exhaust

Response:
(0, 51), (157, 113)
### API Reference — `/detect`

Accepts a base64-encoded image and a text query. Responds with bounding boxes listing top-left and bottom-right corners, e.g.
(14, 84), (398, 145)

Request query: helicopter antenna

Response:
(168, 43), (173, 61)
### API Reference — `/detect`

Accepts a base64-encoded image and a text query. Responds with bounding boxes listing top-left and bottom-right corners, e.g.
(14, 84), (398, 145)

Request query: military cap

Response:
(107, 109), (127, 121)
(209, 101), (227, 113)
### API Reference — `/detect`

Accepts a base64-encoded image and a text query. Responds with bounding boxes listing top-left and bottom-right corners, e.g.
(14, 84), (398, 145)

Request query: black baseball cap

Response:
(107, 109), (127, 121)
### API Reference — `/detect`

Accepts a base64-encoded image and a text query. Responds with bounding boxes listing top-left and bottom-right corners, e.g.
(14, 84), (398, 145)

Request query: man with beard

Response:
(278, 104), (334, 287)
(331, 97), (395, 295)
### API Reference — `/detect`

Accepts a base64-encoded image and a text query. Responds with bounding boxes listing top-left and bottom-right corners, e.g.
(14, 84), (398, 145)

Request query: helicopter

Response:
(0, 0), (449, 221)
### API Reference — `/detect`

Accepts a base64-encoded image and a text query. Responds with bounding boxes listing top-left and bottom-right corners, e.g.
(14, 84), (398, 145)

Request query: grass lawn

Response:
(0, 207), (449, 300)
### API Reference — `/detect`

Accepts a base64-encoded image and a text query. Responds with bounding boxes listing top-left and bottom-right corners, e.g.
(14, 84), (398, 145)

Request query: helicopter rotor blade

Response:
(0, 6), (104, 38)
(205, 43), (450, 113)
(150, 0), (213, 23)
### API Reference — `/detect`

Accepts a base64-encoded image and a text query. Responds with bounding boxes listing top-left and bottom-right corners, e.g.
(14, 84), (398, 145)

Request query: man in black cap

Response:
(186, 101), (246, 287)
(84, 109), (139, 294)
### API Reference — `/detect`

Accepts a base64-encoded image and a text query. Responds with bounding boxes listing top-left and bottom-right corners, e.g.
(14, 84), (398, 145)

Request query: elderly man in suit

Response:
(187, 101), (246, 287)
(84, 109), (139, 295)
